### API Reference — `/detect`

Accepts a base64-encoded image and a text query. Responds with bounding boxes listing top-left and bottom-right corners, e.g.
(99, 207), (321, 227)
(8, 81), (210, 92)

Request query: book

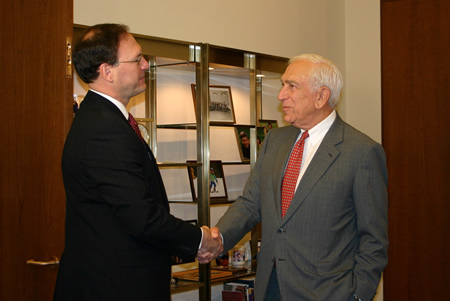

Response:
(223, 280), (254, 301)
(222, 290), (244, 301)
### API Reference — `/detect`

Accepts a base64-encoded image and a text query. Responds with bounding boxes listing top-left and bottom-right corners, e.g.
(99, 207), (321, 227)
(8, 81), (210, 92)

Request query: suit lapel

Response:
(281, 115), (344, 223)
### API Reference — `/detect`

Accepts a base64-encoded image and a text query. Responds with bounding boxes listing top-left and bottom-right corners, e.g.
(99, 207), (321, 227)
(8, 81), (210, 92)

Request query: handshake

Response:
(197, 226), (223, 264)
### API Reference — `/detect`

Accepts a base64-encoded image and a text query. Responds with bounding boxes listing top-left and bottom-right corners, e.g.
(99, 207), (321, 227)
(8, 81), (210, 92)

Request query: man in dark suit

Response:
(54, 23), (222, 301)
(208, 54), (388, 300)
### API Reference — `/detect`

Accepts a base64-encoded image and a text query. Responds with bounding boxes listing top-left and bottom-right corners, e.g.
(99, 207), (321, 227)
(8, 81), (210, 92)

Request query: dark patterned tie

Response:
(281, 131), (309, 218)
(128, 113), (146, 145)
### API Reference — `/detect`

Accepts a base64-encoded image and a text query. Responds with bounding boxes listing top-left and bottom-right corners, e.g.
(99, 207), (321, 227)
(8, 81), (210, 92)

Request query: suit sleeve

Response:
(215, 130), (277, 252)
(352, 143), (389, 299)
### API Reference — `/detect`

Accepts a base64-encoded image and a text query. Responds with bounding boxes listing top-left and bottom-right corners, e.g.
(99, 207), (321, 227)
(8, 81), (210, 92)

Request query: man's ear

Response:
(315, 87), (331, 109)
(98, 63), (114, 83)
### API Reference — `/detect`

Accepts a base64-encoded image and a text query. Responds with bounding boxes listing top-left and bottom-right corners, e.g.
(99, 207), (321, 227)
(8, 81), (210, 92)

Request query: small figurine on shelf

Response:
(210, 167), (219, 193)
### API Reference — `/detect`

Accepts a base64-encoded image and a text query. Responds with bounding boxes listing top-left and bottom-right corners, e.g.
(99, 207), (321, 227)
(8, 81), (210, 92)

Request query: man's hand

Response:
(210, 226), (220, 239)
(197, 226), (223, 264)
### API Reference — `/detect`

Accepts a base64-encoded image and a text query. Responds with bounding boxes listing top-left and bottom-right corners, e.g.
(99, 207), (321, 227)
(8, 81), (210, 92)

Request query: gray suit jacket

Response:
(216, 114), (388, 301)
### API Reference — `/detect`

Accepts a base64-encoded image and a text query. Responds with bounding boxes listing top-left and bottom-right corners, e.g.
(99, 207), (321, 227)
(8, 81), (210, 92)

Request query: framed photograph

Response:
(234, 126), (252, 162)
(191, 84), (236, 125)
(187, 160), (228, 202)
(171, 219), (198, 265)
(235, 126), (269, 160)
(258, 119), (278, 134)
(256, 127), (266, 155)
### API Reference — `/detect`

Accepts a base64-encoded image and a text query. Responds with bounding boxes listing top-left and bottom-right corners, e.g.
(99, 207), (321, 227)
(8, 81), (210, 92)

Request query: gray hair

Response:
(289, 54), (343, 108)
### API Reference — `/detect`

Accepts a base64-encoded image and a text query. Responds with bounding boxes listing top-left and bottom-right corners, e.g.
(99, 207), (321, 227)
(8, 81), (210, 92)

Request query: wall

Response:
(74, 0), (383, 300)
(344, 1), (382, 143)
(74, 0), (327, 59)
(74, 0), (382, 142)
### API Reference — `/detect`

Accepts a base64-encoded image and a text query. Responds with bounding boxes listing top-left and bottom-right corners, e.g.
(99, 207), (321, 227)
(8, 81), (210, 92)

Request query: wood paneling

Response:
(381, 0), (450, 299)
(0, 0), (73, 299)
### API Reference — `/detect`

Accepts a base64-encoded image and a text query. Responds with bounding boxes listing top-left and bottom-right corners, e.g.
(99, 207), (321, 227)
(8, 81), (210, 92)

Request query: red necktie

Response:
(281, 131), (309, 218)
(128, 113), (146, 144)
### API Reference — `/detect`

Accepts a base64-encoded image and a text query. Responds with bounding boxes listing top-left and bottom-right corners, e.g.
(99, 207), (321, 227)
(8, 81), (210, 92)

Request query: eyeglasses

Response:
(116, 52), (143, 65)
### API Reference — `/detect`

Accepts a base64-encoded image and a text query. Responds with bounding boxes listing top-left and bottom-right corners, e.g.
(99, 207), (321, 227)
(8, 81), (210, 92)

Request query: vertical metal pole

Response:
(245, 53), (257, 167)
(246, 53), (263, 266)
(194, 43), (211, 301)
(148, 57), (157, 157)
(256, 74), (263, 123)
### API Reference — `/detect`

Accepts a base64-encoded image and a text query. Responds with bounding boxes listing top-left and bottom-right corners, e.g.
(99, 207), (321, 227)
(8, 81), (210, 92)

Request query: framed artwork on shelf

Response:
(187, 160), (228, 202)
(258, 119), (278, 134)
(171, 219), (198, 265)
(191, 84), (236, 125)
(256, 126), (265, 155)
(234, 126), (252, 162)
(235, 125), (269, 161)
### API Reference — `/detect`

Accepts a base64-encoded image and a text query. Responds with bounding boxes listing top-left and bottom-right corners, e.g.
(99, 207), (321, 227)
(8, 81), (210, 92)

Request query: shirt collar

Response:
(90, 89), (129, 119)
(298, 110), (336, 144)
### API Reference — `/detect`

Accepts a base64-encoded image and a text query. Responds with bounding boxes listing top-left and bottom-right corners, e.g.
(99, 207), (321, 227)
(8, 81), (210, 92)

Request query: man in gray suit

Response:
(208, 54), (388, 300)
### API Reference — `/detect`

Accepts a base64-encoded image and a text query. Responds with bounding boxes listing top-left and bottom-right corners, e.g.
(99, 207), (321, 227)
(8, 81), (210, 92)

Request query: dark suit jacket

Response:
(54, 91), (201, 301)
(216, 114), (388, 301)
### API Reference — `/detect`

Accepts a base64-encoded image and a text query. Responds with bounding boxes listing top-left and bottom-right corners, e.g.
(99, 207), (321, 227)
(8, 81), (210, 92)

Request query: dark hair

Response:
(73, 23), (130, 83)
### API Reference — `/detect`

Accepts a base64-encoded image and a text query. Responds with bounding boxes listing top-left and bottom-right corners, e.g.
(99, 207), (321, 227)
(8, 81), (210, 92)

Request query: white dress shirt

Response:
(294, 110), (336, 190)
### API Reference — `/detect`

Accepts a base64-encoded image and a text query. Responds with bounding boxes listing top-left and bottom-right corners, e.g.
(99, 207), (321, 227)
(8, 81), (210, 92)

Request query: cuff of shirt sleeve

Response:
(198, 228), (204, 250)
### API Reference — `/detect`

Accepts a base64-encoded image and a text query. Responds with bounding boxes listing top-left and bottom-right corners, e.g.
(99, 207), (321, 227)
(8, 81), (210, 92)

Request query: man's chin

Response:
(133, 86), (146, 98)
(284, 115), (293, 124)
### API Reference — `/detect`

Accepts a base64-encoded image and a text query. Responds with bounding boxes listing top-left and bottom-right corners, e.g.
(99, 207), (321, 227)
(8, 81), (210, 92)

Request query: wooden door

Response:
(381, 0), (450, 299)
(0, 0), (73, 299)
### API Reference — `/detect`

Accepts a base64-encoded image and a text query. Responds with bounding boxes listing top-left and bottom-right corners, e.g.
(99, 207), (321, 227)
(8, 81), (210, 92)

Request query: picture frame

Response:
(171, 219), (198, 265)
(191, 84), (236, 125)
(257, 120), (278, 150)
(258, 119), (278, 134)
(187, 160), (228, 202)
(234, 126), (252, 162)
(256, 126), (266, 155)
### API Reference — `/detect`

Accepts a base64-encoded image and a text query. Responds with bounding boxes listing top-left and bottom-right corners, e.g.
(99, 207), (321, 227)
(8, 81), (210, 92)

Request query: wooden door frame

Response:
(0, 0), (73, 299)
(381, 0), (450, 299)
